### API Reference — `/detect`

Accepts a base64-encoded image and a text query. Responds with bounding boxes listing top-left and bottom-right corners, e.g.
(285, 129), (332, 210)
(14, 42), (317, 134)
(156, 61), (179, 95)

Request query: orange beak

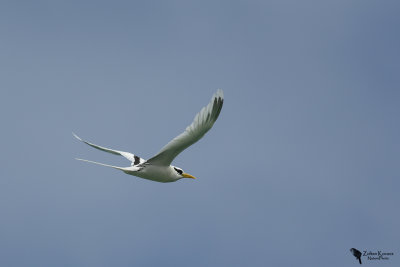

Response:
(182, 173), (196, 179)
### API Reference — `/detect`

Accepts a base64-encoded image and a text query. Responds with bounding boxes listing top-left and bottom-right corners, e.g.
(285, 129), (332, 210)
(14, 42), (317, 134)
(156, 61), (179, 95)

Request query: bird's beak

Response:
(182, 173), (196, 179)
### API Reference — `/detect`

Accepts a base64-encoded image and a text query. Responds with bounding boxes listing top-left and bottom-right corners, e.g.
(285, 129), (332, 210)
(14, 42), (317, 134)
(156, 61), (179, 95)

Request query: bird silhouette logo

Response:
(350, 248), (362, 264)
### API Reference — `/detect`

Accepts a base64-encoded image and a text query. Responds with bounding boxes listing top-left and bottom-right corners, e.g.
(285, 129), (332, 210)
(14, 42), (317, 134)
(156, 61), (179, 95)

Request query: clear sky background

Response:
(1, 1), (399, 266)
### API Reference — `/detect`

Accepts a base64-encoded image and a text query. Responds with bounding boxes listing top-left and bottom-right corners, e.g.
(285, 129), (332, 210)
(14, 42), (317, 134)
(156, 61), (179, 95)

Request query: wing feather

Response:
(147, 89), (224, 166)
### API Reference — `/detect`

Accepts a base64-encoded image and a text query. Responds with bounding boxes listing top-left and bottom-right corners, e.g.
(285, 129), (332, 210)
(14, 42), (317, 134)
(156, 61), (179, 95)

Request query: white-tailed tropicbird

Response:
(74, 89), (224, 183)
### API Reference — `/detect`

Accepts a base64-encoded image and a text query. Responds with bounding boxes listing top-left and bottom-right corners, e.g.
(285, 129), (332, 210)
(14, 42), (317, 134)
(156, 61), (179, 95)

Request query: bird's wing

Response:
(73, 133), (145, 165)
(147, 89), (224, 166)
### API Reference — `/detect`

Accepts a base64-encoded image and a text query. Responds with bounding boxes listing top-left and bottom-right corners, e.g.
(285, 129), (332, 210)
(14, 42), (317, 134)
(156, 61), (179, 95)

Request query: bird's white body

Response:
(128, 165), (181, 183)
(74, 89), (224, 183)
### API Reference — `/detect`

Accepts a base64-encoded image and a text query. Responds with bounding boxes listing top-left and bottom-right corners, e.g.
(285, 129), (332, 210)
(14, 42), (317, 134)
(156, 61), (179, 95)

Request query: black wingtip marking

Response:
(134, 155), (140, 165)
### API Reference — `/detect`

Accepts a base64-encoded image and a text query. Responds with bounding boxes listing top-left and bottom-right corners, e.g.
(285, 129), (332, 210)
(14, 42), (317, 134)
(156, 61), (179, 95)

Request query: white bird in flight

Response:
(74, 89), (224, 183)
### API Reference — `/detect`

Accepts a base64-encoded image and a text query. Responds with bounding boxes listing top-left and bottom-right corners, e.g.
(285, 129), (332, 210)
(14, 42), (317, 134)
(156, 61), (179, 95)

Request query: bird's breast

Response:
(131, 164), (178, 183)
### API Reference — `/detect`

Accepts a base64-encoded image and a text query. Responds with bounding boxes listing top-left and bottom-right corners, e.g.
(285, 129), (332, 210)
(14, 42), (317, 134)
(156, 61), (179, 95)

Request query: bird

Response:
(350, 248), (362, 264)
(73, 89), (224, 183)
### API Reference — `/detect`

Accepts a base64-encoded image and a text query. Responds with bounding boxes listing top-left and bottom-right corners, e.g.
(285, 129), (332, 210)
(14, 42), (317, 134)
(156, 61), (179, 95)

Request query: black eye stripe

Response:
(174, 167), (183, 175)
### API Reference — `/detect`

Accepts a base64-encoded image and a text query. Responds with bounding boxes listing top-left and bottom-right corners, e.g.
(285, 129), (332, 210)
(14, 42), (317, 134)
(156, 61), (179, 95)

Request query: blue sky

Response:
(1, 1), (399, 266)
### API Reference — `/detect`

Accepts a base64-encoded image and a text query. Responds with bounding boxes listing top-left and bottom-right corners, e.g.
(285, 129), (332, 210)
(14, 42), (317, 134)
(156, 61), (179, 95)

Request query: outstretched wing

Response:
(147, 89), (224, 166)
(73, 133), (145, 165)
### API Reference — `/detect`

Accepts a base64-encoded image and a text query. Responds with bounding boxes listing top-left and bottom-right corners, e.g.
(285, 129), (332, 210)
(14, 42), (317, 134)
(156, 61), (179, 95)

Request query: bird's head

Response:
(172, 166), (196, 180)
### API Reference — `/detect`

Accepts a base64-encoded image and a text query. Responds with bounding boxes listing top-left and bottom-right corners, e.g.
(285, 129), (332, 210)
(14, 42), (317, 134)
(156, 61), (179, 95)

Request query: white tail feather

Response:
(75, 158), (126, 171)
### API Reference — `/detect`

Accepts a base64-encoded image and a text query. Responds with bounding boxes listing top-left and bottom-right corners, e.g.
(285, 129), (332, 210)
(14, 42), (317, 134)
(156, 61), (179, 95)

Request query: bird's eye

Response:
(174, 167), (183, 175)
